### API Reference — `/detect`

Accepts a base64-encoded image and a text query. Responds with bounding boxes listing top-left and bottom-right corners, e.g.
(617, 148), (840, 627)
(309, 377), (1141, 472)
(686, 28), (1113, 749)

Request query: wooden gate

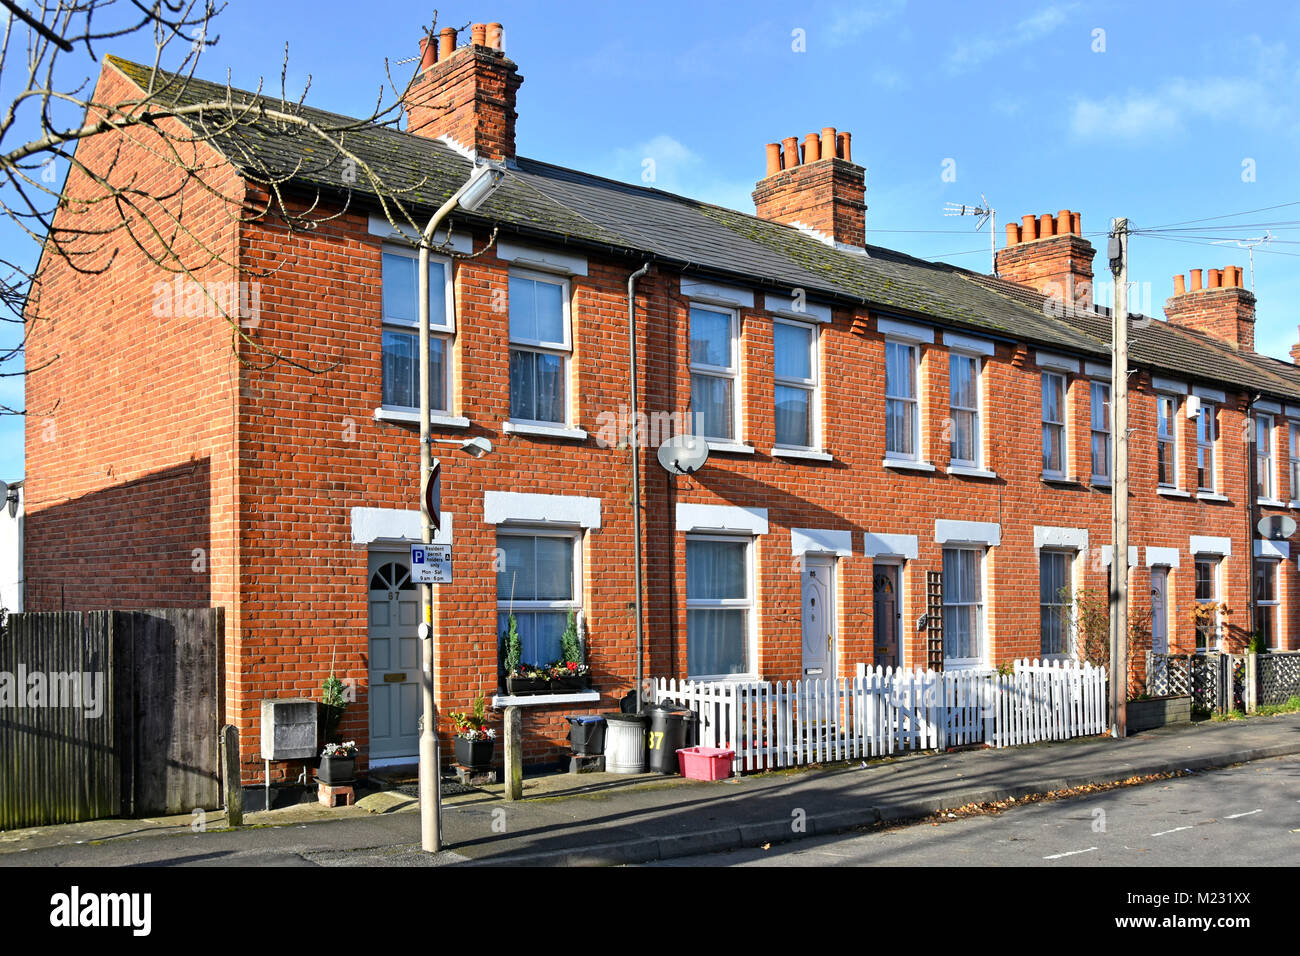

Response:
(0, 608), (223, 829)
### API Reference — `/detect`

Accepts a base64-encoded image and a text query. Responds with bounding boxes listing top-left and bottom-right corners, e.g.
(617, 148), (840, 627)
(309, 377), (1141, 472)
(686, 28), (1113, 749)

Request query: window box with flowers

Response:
(448, 693), (497, 771)
(317, 741), (358, 785)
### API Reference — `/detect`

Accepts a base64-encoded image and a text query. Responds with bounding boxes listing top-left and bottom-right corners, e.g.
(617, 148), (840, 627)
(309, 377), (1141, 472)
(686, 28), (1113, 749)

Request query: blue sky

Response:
(3, 0), (1299, 479)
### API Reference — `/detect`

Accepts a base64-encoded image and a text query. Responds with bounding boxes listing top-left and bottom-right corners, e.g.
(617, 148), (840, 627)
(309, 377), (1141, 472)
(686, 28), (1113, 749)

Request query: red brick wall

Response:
(24, 64), (243, 709)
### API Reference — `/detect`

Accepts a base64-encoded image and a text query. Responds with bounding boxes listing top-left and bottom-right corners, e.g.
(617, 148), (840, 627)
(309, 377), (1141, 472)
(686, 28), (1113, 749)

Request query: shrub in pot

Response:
(448, 693), (497, 770)
(318, 740), (358, 784)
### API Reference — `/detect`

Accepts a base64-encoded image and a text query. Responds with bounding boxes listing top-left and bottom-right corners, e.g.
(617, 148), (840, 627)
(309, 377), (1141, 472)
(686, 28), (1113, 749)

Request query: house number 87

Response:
(647, 731), (664, 750)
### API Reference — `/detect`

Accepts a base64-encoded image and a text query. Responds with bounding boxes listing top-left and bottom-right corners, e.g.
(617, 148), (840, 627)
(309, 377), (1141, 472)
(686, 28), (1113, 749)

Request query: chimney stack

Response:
(1165, 265), (1256, 351)
(751, 127), (867, 248)
(996, 208), (1095, 310)
(403, 21), (523, 161)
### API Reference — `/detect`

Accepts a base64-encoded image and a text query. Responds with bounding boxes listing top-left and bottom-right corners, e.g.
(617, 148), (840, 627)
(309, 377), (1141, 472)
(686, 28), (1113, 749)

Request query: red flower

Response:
(567, 661), (577, 671)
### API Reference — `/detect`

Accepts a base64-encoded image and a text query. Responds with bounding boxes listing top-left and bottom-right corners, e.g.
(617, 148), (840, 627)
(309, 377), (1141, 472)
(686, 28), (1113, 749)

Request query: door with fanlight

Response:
(368, 552), (421, 759)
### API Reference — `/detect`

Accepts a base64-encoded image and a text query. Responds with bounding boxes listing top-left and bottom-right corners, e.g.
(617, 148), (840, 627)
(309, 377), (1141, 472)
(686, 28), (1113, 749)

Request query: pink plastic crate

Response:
(676, 746), (735, 781)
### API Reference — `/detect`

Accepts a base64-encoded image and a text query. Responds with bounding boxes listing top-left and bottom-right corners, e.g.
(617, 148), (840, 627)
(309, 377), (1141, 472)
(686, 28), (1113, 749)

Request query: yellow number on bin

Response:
(648, 731), (663, 750)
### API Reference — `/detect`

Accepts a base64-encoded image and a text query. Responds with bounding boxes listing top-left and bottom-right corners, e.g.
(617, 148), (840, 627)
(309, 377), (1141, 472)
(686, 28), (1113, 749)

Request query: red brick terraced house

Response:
(24, 21), (1300, 784)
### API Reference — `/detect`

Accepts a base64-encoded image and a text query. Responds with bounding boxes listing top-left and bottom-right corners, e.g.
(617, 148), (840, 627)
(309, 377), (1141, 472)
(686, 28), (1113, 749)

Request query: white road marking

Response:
(1043, 847), (1098, 860)
(1151, 826), (1194, 837)
(1224, 809), (1262, 819)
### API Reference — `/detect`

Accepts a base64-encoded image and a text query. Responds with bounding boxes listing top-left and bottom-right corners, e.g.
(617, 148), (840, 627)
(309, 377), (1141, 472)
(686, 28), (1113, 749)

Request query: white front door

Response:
(801, 556), (836, 677)
(1150, 567), (1169, 656)
(368, 552), (421, 759)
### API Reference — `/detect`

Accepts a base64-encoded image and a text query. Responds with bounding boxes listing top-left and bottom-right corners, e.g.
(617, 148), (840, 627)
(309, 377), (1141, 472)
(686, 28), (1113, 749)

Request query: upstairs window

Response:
(1041, 372), (1068, 479)
(381, 249), (453, 414)
(1196, 403), (1218, 493)
(773, 320), (818, 449)
(1255, 412), (1275, 500)
(885, 340), (919, 460)
(1291, 421), (1300, 502)
(949, 352), (980, 467)
(509, 272), (571, 425)
(690, 305), (741, 442)
(1157, 394), (1179, 488)
(1090, 381), (1111, 483)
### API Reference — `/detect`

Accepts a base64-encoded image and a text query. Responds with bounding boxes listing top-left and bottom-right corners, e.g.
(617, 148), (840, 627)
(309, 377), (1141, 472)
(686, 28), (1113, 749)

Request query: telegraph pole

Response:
(1109, 218), (1130, 738)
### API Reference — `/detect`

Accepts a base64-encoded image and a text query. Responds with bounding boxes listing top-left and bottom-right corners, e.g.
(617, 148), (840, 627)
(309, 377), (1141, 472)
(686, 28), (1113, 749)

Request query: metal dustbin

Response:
(645, 704), (693, 774)
(603, 713), (648, 774)
(566, 715), (607, 756)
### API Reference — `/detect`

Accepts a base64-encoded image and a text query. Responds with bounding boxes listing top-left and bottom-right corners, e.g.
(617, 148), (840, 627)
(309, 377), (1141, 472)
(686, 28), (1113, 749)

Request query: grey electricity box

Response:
(260, 699), (318, 760)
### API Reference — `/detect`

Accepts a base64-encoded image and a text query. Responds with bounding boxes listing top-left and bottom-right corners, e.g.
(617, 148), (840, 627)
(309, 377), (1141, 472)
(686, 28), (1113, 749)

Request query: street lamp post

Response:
(417, 162), (504, 853)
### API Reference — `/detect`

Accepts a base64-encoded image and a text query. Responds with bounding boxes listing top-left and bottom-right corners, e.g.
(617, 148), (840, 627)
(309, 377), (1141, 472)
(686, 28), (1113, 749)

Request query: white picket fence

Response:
(654, 659), (1107, 773)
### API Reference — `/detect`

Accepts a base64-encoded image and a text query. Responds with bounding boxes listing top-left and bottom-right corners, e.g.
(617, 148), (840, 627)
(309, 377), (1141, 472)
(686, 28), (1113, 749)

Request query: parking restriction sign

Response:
(410, 543), (452, 584)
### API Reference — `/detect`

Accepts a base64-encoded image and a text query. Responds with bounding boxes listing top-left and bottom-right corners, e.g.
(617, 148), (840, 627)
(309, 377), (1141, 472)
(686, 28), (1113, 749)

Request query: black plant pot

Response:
(455, 737), (495, 771)
(317, 755), (356, 785)
(506, 677), (550, 696)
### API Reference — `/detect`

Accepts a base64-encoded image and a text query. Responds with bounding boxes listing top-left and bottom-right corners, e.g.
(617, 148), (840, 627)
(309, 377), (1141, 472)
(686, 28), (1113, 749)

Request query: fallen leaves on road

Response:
(925, 770), (1191, 825)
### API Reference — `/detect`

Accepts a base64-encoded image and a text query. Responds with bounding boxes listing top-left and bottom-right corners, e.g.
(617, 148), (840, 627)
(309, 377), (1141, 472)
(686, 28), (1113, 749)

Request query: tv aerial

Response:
(944, 194), (996, 275)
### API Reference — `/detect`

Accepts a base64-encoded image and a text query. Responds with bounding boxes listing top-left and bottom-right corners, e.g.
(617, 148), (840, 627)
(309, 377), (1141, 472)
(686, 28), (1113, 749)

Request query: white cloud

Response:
(826, 0), (907, 47)
(948, 2), (1079, 73)
(1070, 75), (1293, 141)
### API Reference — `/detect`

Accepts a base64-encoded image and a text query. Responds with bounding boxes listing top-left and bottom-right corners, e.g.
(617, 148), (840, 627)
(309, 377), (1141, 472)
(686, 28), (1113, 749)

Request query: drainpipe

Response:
(628, 260), (652, 713)
(1247, 395), (1261, 647)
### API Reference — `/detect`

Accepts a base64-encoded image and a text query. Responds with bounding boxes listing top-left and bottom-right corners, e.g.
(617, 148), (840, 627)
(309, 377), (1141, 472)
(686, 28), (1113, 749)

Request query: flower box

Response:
(549, 675), (591, 693)
(506, 677), (551, 696)
(454, 736), (495, 771)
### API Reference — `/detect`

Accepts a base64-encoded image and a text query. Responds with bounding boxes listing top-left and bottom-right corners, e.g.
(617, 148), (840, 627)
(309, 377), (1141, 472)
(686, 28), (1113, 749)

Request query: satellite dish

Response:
(656, 434), (709, 475)
(1257, 514), (1297, 541)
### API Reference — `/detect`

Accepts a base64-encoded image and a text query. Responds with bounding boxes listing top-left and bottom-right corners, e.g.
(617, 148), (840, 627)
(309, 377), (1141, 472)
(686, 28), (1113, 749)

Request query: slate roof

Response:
(105, 55), (1300, 404)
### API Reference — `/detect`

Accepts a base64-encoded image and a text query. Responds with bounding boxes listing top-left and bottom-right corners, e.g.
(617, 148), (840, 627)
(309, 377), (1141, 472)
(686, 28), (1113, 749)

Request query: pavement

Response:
(2, 712), (1299, 867)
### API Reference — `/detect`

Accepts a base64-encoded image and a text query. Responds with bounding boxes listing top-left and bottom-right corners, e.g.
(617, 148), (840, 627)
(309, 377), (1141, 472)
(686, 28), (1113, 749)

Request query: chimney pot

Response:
(836, 131), (851, 162)
(820, 127), (836, 162)
(1022, 214), (1038, 240)
(1072, 211), (1082, 234)
(1174, 274), (1186, 295)
(782, 136), (800, 168)
(1039, 213), (1055, 237)
(439, 26), (456, 58)
(471, 23), (487, 46)
(1006, 222), (1020, 246)
(1190, 269), (1203, 291)
(1208, 269), (1222, 289)
(1056, 209), (1072, 234)
(487, 22), (504, 50)
(419, 36), (437, 72)
(803, 133), (820, 163)
(764, 143), (781, 177)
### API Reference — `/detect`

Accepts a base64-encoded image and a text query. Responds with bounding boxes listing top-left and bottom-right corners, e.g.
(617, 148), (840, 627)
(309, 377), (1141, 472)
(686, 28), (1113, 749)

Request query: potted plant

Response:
(548, 610), (591, 692)
(507, 663), (551, 696)
(320, 672), (348, 745)
(318, 740), (358, 784)
(448, 693), (496, 771)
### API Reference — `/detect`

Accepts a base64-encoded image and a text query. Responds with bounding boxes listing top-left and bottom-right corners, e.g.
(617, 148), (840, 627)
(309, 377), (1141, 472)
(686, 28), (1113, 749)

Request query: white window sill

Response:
(374, 407), (470, 429)
(491, 690), (600, 708)
(706, 441), (756, 455)
(772, 447), (834, 462)
(947, 465), (997, 480)
(1090, 476), (1112, 487)
(1157, 487), (1191, 499)
(1257, 497), (1286, 508)
(1041, 475), (1079, 486)
(685, 675), (762, 684)
(1197, 492), (1230, 503)
(943, 661), (991, 672)
(502, 421), (589, 441)
(882, 458), (936, 473)
(1289, 501), (1300, 510)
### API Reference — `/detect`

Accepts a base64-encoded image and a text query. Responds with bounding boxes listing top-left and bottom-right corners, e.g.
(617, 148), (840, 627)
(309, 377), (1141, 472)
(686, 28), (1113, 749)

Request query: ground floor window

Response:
(496, 530), (581, 670)
(686, 535), (753, 678)
(1039, 550), (1073, 657)
(1254, 560), (1279, 650)
(942, 547), (983, 665)
(1194, 556), (1219, 652)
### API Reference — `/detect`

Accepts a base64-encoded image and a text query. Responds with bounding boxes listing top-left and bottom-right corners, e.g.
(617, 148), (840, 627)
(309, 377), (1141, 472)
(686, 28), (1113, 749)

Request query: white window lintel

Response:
(935, 519), (1000, 546)
(676, 503), (768, 535)
(484, 492), (601, 528)
(791, 528), (853, 557)
(863, 532), (919, 560)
